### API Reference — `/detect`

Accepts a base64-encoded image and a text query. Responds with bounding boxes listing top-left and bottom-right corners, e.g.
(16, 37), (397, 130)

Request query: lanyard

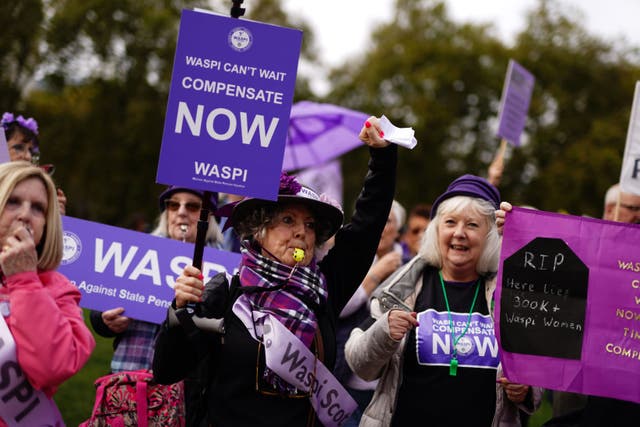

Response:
(438, 271), (480, 377)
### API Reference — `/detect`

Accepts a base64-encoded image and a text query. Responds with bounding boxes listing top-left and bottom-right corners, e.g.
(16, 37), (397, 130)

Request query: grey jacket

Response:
(344, 256), (542, 427)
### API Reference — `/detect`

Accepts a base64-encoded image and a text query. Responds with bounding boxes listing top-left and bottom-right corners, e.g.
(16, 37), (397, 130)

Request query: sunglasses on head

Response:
(164, 199), (202, 213)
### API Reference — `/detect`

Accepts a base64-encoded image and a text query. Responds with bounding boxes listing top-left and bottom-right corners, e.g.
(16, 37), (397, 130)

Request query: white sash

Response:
(0, 308), (64, 426)
(233, 297), (357, 427)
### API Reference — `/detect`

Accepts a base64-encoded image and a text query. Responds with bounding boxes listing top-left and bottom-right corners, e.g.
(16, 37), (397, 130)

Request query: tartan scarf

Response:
(238, 241), (328, 348)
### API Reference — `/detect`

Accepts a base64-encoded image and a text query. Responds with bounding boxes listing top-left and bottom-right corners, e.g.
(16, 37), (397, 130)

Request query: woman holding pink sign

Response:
(345, 174), (541, 426)
(153, 116), (396, 426)
(0, 161), (94, 425)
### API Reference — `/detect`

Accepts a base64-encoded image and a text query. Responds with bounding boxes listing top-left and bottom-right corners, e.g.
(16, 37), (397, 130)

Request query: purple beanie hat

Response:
(430, 174), (500, 219)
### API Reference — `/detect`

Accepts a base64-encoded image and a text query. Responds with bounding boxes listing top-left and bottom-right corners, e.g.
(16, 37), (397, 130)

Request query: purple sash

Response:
(233, 297), (357, 426)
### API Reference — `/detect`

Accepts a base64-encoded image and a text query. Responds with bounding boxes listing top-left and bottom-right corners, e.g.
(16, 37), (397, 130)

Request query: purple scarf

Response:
(238, 241), (328, 348)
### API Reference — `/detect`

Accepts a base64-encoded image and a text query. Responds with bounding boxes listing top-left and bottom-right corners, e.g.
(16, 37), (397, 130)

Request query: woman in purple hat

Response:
(345, 174), (541, 427)
(153, 117), (396, 426)
(90, 186), (223, 375)
(1, 112), (68, 214)
(88, 186), (225, 423)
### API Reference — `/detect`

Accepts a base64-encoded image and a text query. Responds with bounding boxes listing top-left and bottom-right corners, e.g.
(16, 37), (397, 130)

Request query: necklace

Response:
(438, 271), (480, 377)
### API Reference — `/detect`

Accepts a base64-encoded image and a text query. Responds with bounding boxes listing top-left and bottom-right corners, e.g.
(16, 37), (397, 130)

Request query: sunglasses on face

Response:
(164, 200), (202, 213)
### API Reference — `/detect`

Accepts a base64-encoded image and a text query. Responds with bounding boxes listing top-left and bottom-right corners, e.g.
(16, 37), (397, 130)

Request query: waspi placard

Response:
(59, 216), (240, 324)
(157, 9), (302, 200)
(496, 207), (640, 404)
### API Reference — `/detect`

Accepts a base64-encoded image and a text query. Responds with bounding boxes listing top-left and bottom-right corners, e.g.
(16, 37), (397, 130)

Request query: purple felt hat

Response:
(221, 172), (344, 244)
(158, 186), (219, 212)
(430, 174), (500, 219)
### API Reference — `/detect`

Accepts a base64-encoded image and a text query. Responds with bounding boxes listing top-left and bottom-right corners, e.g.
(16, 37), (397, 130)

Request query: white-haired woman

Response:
(345, 174), (541, 427)
(86, 186), (225, 425)
(90, 186), (223, 375)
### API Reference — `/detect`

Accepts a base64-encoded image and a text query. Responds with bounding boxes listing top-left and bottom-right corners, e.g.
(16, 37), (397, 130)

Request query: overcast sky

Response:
(279, 0), (640, 95)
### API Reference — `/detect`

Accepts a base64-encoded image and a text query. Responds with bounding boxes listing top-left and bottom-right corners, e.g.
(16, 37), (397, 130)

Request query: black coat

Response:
(153, 144), (397, 427)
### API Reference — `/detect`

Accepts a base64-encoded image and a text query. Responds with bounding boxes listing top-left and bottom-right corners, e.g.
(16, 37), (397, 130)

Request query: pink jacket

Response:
(0, 270), (95, 425)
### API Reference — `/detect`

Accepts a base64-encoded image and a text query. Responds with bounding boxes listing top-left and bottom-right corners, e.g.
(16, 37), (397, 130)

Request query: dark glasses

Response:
(255, 341), (313, 399)
(164, 200), (202, 213)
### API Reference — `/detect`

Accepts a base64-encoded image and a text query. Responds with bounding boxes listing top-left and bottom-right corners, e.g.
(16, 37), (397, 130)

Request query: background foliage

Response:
(331, 0), (640, 218)
(2, 0), (640, 424)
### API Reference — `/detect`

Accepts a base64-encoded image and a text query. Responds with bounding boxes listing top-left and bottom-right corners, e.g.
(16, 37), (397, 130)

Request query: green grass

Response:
(55, 309), (114, 426)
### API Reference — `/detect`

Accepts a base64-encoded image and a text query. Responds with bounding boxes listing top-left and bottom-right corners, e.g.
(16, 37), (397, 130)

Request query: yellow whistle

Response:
(293, 248), (305, 263)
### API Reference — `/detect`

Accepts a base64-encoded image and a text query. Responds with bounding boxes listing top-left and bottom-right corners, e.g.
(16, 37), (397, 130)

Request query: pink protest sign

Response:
(496, 207), (640, 404)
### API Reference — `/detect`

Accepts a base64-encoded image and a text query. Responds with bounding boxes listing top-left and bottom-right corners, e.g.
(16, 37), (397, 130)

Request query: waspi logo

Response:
(62, 231), (82, 265)
(228, 27), (253, 52)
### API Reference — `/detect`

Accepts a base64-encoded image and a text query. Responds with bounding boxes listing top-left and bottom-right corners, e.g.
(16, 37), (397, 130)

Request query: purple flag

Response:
(59, 216), (241, 324)
(496, 207), (640, 404)
(496, 59), (535, 146)
(157, 9), (302, 201)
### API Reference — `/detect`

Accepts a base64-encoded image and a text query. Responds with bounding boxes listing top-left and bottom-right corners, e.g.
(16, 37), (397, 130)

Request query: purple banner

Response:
(496, 59), (535, 146)
(496, 207), (640, 403)
(59, 216), (241, 324)
(417, 309), (499, 369)
(157, 9), (302, 201)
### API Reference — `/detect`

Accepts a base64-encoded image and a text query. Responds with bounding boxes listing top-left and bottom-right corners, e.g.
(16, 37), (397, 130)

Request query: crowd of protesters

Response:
(1, 108), (638, 427)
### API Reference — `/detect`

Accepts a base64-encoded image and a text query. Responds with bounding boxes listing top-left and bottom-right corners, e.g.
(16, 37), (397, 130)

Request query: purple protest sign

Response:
(156, 9), (302, 201)
(59, 216), (241, 324)
(496, 59), (535, 146)
(417, 309), (499, 369)
(496, 207), (640, 403)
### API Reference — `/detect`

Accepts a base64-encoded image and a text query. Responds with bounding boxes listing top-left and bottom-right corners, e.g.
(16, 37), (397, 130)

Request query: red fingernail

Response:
(365, 121), (371, 128)
(198, 274), (204, 280)
(379, 131), (384, 138)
